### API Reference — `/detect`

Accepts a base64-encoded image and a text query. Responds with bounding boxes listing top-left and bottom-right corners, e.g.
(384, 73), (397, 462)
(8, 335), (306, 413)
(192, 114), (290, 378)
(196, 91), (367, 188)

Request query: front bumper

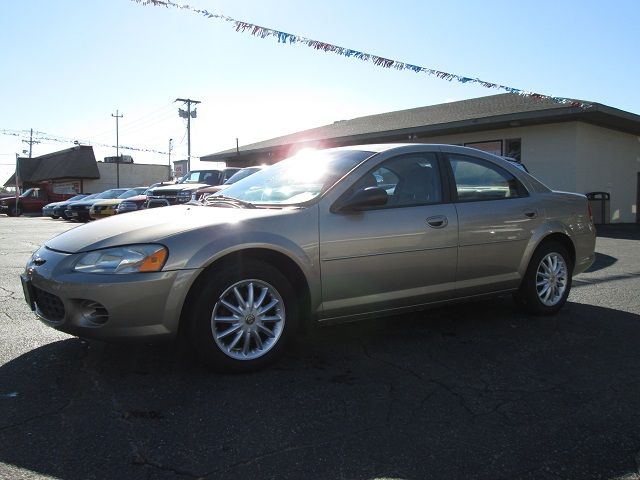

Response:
(89, 208), (116, 220)
(22, 246), (200, 341)
(65, 208), (91, 221)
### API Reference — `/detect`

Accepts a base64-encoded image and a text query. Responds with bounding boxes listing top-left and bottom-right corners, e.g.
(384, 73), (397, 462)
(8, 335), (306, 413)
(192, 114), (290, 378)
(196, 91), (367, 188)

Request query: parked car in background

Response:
(89, 187), (147, 220)
(21, 144), (595, 373)
(115, 182), (173, 214)
(65, 188), (129, 222)
(146, 168), (240, 207)
(191, 166), (265, 203)
(43, 194), (88, 218)
(0, 186), (76, 217)
(53, 194), (99, 220)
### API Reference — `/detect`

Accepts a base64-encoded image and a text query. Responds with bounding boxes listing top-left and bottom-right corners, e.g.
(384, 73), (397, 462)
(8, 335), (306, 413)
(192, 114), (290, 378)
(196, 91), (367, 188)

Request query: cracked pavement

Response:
(1, 217), (639, 479)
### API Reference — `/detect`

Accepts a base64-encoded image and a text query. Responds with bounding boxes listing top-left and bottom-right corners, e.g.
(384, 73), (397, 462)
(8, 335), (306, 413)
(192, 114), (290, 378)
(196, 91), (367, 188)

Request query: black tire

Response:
(515, 241), (573, 315)
(8, 206), (21, 217)
(188, 259), (298, 373)
(51, 215), (60, 219)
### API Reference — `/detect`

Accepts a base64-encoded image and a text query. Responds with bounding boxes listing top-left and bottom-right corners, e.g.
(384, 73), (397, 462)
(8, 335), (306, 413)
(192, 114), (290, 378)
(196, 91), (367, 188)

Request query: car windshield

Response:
(178, 171), (220, 185)
(118, 187), (146, 199)
(95, 189), (128, 199)
(223, 167), (262, 185)
(67, 194), (87, 202)
(78, 193), (99, 201)
(218, 149), (373, 205)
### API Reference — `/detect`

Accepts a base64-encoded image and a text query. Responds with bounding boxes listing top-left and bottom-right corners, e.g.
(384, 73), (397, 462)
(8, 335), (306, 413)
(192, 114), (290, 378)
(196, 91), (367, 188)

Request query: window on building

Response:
(505, 138), (522, 162)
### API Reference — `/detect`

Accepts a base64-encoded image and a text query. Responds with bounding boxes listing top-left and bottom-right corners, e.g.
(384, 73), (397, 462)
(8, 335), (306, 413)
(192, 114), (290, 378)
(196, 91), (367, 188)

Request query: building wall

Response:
(84, 163), (170, 193)
(575, 123), (640, 223)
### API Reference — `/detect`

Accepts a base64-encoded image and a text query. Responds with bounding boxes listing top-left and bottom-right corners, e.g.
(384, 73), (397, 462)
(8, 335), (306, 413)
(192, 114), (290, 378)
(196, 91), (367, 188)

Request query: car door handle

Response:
(426, 215), (448, 229)
(524, 210), (538, 218)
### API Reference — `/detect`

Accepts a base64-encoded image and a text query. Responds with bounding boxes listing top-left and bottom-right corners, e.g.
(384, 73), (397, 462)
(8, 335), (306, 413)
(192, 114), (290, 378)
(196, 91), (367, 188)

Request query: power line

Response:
(0, 128), (202, 158)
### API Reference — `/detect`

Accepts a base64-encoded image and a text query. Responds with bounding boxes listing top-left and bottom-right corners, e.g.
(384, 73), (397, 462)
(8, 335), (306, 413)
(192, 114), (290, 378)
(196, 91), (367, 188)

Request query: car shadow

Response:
(1, 300), (640, 479)
(585, 252), (617, 272)
(596, 224), (640, 240)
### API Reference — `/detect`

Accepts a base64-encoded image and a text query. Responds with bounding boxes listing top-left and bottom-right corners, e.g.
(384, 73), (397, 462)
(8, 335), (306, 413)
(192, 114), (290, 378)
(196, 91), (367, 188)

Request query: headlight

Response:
(73, 244), (168, 274)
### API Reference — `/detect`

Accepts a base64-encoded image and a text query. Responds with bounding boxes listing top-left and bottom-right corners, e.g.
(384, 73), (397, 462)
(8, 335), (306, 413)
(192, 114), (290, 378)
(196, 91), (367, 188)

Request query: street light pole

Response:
(111, 109), (123, 188)
(175, 98), (200, 173)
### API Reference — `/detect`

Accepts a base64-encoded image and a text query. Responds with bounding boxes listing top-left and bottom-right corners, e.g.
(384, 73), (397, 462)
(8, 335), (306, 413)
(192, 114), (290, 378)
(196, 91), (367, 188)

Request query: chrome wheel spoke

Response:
(246, 282), (254, 310)
(216, 323), (242, 340)
(242, 331), (251, 355)
(233, 287), (246, 308)
(255, 287), (268, 309)
(251, 330), (264, 350)
(257, 298), (279, 315)
(257, 323), (275, 338)
(220, 299), (243, 316)
(228, 330), (244, 351)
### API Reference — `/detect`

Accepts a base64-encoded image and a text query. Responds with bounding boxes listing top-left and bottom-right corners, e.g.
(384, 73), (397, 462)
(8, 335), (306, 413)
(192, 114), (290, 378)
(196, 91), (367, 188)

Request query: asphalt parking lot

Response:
(1, 217), (639, 480)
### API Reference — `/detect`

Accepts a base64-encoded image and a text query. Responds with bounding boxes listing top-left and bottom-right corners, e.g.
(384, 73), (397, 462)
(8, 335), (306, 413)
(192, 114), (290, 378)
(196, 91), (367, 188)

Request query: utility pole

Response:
(22, 128), (40, 158)
(15, 153), (19, 210)
(168, 138), (173, 181)
(176, 98), (200, 173)
(111, 110), (123, 188)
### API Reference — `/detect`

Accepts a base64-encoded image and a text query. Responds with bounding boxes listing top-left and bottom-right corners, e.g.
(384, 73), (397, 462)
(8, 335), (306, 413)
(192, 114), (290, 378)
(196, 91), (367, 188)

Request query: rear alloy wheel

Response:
(516, 241), (572, 315)
(8, 206), (21, 217)
(189, 260), (298, 372)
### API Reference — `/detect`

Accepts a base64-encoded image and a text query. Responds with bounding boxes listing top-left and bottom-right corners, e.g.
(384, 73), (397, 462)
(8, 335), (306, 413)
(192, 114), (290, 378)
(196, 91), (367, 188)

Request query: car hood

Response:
(45, 204), (290, 253)
(152, 183), (209, 192)
(92, 199), (124, 207)
(71, 198), (113, 207)
(198, 185), (228, 194)
(120, 194), (147, 203)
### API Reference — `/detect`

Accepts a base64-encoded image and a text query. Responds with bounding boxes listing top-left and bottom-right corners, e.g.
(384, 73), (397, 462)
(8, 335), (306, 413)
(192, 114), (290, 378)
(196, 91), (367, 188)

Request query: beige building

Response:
(202, 94), (640, 223)
(86, 162), (170, 192)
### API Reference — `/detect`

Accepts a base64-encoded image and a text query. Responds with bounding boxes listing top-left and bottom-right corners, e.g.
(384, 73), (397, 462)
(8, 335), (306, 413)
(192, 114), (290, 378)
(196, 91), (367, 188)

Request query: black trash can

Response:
(586, 192), (610, 224)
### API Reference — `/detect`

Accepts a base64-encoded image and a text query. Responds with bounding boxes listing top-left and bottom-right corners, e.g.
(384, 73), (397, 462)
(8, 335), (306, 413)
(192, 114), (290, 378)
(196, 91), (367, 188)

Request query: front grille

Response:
(32, 286), (65, 322)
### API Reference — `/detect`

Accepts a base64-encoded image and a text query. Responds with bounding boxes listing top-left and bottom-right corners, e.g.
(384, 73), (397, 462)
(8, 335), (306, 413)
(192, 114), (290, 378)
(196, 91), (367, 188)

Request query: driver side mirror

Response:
(332, 186), (388, 213)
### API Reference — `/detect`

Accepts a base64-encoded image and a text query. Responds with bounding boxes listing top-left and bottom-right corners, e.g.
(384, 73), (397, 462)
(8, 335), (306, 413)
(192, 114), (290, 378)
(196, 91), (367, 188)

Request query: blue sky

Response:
(1, 0), (639, 184)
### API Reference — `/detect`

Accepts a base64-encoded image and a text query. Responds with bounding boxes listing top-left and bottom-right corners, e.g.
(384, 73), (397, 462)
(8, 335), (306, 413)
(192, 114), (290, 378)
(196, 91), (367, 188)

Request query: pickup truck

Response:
(145, 168), (240, 207)
(0, 187), (76, 217)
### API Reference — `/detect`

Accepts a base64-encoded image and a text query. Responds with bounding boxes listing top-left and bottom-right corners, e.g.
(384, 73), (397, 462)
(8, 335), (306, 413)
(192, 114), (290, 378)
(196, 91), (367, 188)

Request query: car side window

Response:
(448, 155), (526, 201)
(349, 153), (442, 208)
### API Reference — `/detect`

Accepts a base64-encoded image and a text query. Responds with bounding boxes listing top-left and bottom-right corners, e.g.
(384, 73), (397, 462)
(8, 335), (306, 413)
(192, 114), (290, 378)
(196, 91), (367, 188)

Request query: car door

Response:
(443, 152), (544, 297)
(318, 151), (458, 321)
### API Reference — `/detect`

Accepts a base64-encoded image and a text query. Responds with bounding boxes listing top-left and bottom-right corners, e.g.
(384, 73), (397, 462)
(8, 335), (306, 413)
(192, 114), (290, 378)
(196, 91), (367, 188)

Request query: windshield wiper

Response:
(205, 195), (256, 209)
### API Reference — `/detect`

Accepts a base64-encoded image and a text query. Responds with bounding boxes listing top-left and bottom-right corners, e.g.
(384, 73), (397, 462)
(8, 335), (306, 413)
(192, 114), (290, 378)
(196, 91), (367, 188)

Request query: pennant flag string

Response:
(1, 129), (194, 158)
(131, 0), (589, 108)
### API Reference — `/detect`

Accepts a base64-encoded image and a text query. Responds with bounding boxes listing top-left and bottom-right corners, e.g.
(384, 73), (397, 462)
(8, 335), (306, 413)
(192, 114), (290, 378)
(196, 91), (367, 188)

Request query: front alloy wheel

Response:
(211, 279), (285, 361)
(189, 259), (298, 372)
